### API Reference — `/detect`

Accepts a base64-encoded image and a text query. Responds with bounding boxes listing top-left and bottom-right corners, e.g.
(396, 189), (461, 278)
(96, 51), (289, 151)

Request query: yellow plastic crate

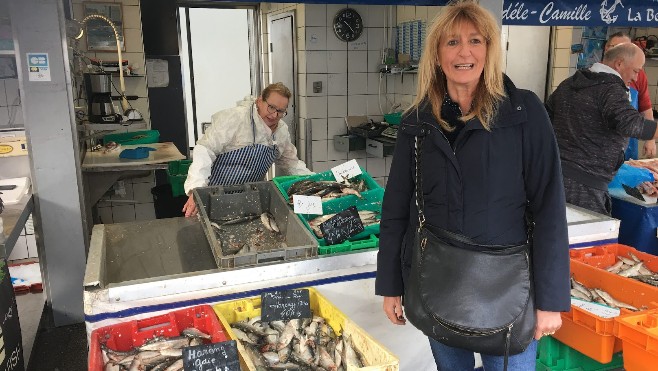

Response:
(212, 287), (399, 371)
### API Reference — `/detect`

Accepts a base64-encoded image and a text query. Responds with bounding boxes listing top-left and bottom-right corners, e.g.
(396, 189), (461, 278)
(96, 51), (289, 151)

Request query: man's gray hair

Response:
(602, 42), (640, 63)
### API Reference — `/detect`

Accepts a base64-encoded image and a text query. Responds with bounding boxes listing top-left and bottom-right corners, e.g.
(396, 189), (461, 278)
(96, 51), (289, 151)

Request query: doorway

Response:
(268, 12), (297, 146)
(179, 6), (259, 148)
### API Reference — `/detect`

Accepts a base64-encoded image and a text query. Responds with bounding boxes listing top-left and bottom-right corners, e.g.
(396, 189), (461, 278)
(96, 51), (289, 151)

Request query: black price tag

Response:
(0, 259), (24, 371)
(261, 289), (312, 322)
(183, 340), (240, 371)
(320, 206), (364, 245)
(622, 183), (646, 202)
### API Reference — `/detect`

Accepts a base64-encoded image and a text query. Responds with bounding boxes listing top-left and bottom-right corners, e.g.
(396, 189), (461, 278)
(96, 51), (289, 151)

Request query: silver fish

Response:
(606, 260), (624, 273)
(182, 327), (212, 340)
(261, 212), (280, 233)
(163, 359), (184, 371)
(619, 262), (645, 277)
(139, 336), (190, 351)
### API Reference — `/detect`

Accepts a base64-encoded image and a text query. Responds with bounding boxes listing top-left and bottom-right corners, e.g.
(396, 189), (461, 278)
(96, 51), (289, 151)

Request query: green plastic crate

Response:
(272, 175), (306, 199)
(298, 188), (383, 253)
(536, 336), (623, 371)
(278, 167), (383, 208)
(103, 130), (160, 145)
(317, 234), (379, 255)
(167, 160), (192, 197)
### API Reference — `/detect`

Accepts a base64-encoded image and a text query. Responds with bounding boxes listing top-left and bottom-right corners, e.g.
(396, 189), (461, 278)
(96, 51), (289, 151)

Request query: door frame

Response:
(267, 11), (298, 145)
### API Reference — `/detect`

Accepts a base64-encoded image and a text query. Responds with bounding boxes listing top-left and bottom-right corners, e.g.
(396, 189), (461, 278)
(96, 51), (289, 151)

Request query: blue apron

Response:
(625, 87), (639, 160)
(208, 105), (279, 186)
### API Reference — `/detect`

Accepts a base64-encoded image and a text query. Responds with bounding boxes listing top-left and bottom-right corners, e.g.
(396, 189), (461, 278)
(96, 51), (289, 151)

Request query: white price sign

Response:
(331, 159), (362, 182)
(571, 298), (620, 319)
(293, 195), (323, 215)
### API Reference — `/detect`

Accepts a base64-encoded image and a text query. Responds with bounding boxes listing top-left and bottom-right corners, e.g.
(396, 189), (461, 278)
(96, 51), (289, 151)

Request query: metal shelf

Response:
(80, 122), (147, 131)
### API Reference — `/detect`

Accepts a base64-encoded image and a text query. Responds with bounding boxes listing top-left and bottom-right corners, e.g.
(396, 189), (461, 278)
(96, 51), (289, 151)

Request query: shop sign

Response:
(503, 0), (658, 26)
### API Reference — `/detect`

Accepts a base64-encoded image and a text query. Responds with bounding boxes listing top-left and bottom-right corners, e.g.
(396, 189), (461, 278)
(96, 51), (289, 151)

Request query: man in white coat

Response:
(183, 82), (312, 216)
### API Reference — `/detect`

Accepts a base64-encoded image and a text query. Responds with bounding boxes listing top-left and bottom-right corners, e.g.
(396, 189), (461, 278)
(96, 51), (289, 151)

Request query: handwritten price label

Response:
(293, 195), (323, 215)
(331, 159), (362, 182)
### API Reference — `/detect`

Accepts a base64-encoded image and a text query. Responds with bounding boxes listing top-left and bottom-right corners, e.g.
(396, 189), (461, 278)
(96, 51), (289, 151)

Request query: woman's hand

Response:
(383, 296), (406, 325)
(182, 193), (197, 217)
(534, 309), (562, 340)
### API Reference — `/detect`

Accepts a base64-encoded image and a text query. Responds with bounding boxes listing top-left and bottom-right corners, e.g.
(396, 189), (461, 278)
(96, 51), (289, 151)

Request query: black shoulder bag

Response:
(404, 135), (536, 370)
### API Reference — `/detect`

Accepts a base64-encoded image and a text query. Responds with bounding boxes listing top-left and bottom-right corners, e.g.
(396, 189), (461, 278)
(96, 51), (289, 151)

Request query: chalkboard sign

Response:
(0, 259), (24, 371)
(261, 289), (312, 321)
(183, 340), (240, 371)
(320, 206), (364, 245)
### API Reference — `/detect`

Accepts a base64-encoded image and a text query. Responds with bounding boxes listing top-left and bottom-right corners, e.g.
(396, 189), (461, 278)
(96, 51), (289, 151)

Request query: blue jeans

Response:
(428, 337), (537, 371)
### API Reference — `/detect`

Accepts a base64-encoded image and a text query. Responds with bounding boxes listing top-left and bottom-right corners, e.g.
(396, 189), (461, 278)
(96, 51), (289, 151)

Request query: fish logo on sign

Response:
(600, 0), (624, 24)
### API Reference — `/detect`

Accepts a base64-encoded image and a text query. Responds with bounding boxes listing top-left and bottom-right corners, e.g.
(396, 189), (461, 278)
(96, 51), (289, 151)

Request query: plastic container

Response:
(278, 167), (383, 208)
(151, 184), (187, 219)
(299, 188), (384, 250)
(88, 305), (228, 371)
(554, 260), (658, 363)
(383, 112), (402, 125)
(614, 309), (658, 371)
(317, 233), (379, 255)
(212, 287), (399, 371)
(536, 335), (623, 371)
(167, 159), (192, 197)
(103, 129), (160, 145)
(272, 175), (305, 199)
(570, 243), (658, 272)
(193, 182), (318, 268)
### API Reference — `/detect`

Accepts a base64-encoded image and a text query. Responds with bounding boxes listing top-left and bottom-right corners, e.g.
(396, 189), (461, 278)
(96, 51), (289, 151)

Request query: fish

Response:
(632, 274), (658, 287)
(593, 288), (639, 311)
(182, 327), (212, 340)
(261, 212), (280, 233)
(139, 336), (190, 351)
(216, 214), (260, 226)
(606, 260), (624, 273)
(618, 256), (636, 265)
(619, 262), (645, 277)
(163, 359), (184, 371)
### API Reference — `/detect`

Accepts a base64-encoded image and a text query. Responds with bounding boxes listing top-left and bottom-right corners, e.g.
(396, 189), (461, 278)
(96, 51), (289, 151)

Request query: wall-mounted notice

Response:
(27, 53), (50, 82)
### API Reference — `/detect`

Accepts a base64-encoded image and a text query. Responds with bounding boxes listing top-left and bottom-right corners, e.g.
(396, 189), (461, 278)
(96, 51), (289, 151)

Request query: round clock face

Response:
(333, 8), (363, 42)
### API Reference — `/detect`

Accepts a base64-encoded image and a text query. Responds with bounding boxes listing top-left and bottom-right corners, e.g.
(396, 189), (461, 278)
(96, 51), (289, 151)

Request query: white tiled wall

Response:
(72, 0), (156, 223)
(0, 78), (23, 128)
(95, 172), (156, 224)
(260, 4), (442, 186)
(8, 214), (37, 261)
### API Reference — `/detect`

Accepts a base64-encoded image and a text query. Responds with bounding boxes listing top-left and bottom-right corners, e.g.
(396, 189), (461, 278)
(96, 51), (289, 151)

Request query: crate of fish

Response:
(212, 287), (399, 371)
(536, 335), (623, 371)
(278, 167), (382, 207)
(272, 175), (305, 200)
(88, 305), (233, 371)
(193, 181), (318, 268)
(300, 188), (384, 252)
(570, 244), (658, 285)
(614, 308), (658, 371)
(554, 259), (658, 364)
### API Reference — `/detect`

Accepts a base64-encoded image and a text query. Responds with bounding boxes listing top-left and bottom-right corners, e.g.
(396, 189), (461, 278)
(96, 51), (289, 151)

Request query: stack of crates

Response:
(167, 159), (192, 197)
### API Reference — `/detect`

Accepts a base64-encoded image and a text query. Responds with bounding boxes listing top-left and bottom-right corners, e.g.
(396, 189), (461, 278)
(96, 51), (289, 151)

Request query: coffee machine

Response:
(84, 73), (120, 123)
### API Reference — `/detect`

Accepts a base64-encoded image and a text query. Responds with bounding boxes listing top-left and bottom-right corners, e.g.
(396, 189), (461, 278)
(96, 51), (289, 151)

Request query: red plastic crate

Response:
(554, 260), (658, 363)
(614, 309), (658, 371)
(569, 244), (658, 272)
(88, 305), (228, 371)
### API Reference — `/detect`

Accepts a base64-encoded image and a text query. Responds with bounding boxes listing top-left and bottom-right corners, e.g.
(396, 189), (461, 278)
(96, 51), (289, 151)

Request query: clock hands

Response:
(342, 20), (355, 33)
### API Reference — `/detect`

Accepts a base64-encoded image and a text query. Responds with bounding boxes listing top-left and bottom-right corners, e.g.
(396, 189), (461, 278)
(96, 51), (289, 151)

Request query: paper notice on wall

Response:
(571, 297), (620, 319)
(145, 59), (169, 88)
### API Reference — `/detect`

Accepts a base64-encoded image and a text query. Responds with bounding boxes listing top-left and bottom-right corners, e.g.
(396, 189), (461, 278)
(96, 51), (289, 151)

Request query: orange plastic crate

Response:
(569, 243), (658, 272)
(614, 309), (658, 371)
(554, 260), (658, 363)
(88, 305), (228, 371)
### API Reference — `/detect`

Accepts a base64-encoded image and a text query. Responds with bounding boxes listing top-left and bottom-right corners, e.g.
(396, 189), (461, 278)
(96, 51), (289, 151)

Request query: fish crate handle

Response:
(211, 184), (252, 195)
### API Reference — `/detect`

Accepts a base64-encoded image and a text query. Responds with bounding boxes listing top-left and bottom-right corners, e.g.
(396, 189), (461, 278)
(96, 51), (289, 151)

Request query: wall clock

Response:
(333, 8), (363, 42)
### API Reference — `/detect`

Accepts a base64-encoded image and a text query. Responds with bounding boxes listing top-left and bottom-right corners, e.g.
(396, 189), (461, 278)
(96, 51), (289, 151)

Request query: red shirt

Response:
(630, 69), (652, 113)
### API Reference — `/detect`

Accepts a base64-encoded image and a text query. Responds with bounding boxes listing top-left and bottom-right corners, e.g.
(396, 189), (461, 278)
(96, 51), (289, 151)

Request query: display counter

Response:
(83, 202), (620, 370)
(610, 188), (658, 255)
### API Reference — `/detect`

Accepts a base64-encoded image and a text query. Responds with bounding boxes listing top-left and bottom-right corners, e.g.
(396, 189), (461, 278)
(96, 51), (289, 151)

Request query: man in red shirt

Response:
(605, 32), (656, 158)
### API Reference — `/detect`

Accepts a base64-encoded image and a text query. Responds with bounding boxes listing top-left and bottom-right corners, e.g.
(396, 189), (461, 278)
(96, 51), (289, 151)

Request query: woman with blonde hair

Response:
(375, 1), (570, 369)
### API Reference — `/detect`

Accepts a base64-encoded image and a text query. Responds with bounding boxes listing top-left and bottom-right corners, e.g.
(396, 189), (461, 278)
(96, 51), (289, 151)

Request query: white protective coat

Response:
(184, 96), (312, 195)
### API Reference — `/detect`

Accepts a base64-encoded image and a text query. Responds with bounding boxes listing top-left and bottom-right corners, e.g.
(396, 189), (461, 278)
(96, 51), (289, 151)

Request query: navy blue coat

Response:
(375, 76), (571, 312)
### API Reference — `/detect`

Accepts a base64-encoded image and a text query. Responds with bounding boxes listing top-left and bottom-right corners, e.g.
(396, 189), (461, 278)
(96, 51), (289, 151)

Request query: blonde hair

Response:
(410, 0), (505, 131)
(262, 82), (292, 100)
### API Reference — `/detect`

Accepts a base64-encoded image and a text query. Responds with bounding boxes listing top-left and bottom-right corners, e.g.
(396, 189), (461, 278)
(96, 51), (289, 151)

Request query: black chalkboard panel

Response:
(261, 289), (312, 321)
(183, 340), (240, 371)
(320, 206), (364, 245)
(0, 259), (24, 371)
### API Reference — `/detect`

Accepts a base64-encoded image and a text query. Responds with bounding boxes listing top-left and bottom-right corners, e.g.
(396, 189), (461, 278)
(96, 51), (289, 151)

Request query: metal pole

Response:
(8, 0), (88, 325)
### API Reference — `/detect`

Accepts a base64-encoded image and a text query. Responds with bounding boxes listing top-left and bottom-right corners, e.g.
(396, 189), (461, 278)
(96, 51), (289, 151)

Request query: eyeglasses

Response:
(264, 100), (288, 117)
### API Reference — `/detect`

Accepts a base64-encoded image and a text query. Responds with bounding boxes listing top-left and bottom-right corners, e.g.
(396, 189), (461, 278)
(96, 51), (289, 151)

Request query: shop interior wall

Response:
(260, 4), (441, 187)
(549, 26), (658, 159)
(71, 0), (157, 224)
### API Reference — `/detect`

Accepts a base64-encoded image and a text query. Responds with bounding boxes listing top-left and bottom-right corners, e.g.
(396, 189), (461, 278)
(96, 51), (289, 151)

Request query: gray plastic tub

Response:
(193, 181), (318, 268)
